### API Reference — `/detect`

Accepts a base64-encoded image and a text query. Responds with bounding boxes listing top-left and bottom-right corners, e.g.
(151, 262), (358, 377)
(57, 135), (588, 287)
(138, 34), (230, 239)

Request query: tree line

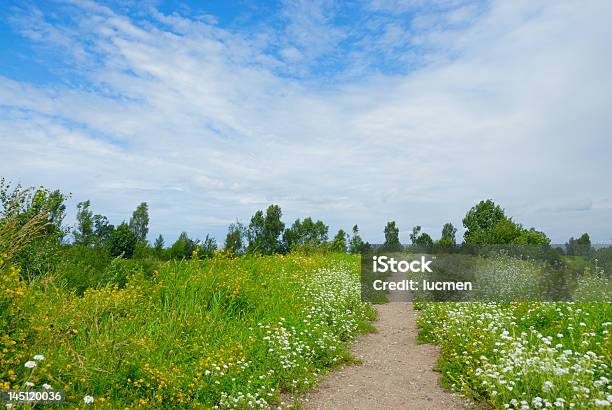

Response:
(1, 178), (609, 283)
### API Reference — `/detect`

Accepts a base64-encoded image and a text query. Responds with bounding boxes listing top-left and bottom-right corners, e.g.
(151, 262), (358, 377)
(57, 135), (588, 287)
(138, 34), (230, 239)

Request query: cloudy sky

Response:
(1, 0), (611, 244)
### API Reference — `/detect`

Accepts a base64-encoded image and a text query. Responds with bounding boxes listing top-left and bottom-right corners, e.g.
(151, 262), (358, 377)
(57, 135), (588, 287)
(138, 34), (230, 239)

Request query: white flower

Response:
(25, 382), (34, 387)
(43, 383), (52, 390)
(594, 399), (610, 407)
(24, 361), (37, 368)
(83, 395), (95, 405)
(543, 381), (554, 392)
(33, 354), (45, 361)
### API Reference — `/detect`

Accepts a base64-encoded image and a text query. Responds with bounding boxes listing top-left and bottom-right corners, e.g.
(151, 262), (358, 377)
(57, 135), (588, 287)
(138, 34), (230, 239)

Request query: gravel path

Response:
(301, 302), (468, 409)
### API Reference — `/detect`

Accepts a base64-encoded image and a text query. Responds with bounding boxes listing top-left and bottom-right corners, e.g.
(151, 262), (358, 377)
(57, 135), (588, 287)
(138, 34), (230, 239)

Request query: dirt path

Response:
(301, 302), (467, 409)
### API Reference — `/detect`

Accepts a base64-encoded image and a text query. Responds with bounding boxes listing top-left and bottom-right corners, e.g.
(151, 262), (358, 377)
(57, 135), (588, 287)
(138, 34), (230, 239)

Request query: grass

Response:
(415, 256), (612, 409)
(1, 252), (374, 408)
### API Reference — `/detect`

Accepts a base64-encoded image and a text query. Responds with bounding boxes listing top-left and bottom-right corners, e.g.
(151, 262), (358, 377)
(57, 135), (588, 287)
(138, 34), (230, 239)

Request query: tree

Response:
(263, 205), (284, 254)
(282, 217), (329, 251)
(383, 221), (401, 252)
(349, 225), (365, 254)
(93, 214), (114, 245)
(74, 200), (95, 246)
(463, 200), (507, 244)
(566, 233), (592, 256)
(129, 202), (149, 244)
(410, 225), (433, 249)
(247, 205), (285, 254)
(108, 222), (137, 258)
(224, 222), (245, 254)
(153, 234), (164, 256)
(198, 234), (217, 258)
(0, 180), (69, 276)
(410, 226), (422, 245)
(513, 228), (550, 245)
(441, 223), (457, 245)
(169, 232), (197, 259)
(462, 199), (550, 246)
(330, 229), (348, 253)
(247, 210), (265, 253)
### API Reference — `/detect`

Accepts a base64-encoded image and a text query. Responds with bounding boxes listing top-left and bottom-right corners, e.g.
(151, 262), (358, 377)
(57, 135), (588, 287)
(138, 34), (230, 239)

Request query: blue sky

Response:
(1, 0), (611, 244)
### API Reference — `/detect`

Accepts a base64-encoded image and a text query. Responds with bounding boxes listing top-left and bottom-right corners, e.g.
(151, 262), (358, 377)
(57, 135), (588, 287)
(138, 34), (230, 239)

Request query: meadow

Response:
(416, 255), (612, 409)
(1, 253), (374, 408)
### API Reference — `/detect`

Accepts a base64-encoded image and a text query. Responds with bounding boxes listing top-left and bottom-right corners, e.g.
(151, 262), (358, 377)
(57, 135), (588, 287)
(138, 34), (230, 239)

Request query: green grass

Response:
(1, 253), (374, 408)
(416, 299), (611, 408)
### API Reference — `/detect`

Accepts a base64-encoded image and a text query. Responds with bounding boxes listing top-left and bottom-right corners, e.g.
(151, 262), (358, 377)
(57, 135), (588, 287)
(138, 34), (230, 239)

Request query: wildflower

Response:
(83, 395), (95, 404)
(25, 382), (34, 387)
(33, 354), (45, 361)
(24, 361), (37, 368)
(594, 399), (610, 407)
(43, 383), (52, 390)
(543, 381), (554, 392)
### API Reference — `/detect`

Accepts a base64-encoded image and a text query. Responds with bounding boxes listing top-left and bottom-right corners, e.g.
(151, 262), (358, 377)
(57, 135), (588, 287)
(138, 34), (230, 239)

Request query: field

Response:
(1, 253), (374, 408)
(416, 257), (612, 409)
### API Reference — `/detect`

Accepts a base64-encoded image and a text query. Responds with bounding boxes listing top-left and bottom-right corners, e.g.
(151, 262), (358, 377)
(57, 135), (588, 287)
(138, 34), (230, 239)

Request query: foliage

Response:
(108, 222), (138, 258)
(74, 200), (95, 246)
(224, 222), (245, 255)
(330, 229), (348, 253)
(247, 205), (285, 254)
(409, 225), (433, 249)
(566, 233), (592, 257)
(416, 255), (611, 408)
(0, 253), (373, 408)
(168, 231), (197, 260)
(129, 202), (150, 244)
(349, 225), (365, 254)
(383, 221), (401, 252)
(0, 179), (68, 278)
(436, 222), (457, 249)
(282, 217), (329, 252)
(463, 200), (550, 246)
(417, 300), (612, 409)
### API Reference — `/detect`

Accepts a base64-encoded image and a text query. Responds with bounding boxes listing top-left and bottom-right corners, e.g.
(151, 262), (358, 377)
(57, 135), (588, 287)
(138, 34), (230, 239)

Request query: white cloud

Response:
(0, 0), (611, 243)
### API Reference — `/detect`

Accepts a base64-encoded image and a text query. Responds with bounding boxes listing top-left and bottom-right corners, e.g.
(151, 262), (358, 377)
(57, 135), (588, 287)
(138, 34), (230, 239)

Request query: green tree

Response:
(263, 205), (284, 254)
(410, 225), (433, 249)
(383, 221), (401, 252)
(463, 200), (507, 244)
(463, 200), (549, 245)
(198, 234), (217, 258)
(566, 233), (592, 256)
(108, 222), (137, 258)
(224, 222), (245, 254)
(0, 179), (68, 276)
(169, 232), (197, 259)
(349, 225), (365, 254)
(247, 210), (265, 253)
(93, 214), (114, 245)
(74, 200), (95, 246)
(513, 228), (550, 245)
(153, 234), (164, 257)
(129, 202), (149, 244)
(330, 229), (348, 253)
(282, 217), (329, 251)
(441, 223), (457, 245)
(247, 205), (285, 254)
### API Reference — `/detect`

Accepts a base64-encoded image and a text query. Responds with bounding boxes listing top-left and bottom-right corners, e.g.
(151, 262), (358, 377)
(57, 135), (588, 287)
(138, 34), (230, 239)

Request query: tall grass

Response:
(1, 253), (373, 408)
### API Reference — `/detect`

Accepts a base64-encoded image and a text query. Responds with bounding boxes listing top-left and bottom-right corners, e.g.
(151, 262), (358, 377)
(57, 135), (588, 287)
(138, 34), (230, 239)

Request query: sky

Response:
(1, 0), (611, 245)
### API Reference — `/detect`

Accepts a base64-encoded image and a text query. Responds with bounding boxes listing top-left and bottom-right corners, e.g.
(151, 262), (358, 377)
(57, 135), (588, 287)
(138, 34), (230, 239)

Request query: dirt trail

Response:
(301, 302), (467, 409)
